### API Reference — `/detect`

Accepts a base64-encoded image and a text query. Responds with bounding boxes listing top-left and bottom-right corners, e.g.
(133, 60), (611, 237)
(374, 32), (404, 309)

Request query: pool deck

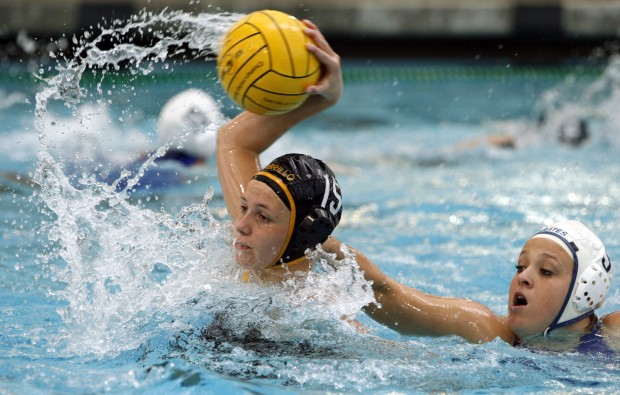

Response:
(1, 0), (619, 59)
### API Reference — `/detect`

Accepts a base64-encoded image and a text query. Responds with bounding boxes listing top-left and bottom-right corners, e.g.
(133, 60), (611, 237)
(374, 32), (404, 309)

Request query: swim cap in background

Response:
(536, 108), (590, 148)
(530, 220), (612, 335)
(252, 153), (342, 266)
(558, 118), (589, 147)
(157, 89), (224, 160)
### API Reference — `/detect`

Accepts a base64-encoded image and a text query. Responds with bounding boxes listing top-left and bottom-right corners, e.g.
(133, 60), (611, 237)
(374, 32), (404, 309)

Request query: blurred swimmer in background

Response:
(155, 88), (224, 166)
(383, 106), (593, 168)
(453, 107), (590, 153)
(2, 88), (224, 192)
(94, 88), (224, 191)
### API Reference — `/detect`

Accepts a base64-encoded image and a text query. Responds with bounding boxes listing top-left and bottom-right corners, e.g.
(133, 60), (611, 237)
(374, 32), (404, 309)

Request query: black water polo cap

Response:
(252, 153), (342, 266)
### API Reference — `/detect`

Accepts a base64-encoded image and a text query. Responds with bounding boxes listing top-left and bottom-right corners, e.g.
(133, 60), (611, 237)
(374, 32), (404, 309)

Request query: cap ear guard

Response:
(295, 207), (336, 248)
(279, 208), (336, 264)
(573, 261), (611, 311)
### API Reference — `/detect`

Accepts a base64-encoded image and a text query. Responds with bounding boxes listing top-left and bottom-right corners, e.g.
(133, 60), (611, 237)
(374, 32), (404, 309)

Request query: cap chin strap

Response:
(252, 171), (297, 268)
(543, 311), (595, 337)
(268, 255), (307, 270)
(275, 255), (307, 269)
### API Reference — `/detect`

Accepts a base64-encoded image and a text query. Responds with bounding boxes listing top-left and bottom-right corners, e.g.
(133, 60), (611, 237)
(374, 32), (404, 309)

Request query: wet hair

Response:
(252, 153), (342, 266)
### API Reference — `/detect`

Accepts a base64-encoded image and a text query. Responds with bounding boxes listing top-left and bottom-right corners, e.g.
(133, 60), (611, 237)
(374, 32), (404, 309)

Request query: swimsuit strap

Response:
(577, 317), (615, 356)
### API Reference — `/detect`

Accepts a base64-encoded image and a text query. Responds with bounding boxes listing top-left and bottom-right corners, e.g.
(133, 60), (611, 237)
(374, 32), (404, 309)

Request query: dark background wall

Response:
(1, 0), (619, 61)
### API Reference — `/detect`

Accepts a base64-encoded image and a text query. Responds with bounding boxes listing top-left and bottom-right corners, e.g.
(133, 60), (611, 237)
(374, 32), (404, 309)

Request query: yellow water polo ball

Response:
(217, 10), (321, 115)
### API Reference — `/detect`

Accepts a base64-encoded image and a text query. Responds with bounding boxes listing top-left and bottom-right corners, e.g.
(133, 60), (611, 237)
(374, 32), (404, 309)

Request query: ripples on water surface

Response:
(1, 7), (620, 394)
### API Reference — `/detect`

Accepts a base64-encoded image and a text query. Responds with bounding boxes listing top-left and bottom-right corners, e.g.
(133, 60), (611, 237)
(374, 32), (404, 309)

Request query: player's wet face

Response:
(233, 180), (290, 270)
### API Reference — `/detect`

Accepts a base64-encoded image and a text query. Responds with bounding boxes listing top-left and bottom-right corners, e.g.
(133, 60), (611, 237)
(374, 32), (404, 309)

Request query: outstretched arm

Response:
(323, 238), (515, 344)
(216, 20), (343, 220)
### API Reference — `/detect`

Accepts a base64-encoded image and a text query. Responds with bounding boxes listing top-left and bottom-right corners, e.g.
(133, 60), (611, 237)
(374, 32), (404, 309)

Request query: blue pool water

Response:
(2, 9), (620, 394)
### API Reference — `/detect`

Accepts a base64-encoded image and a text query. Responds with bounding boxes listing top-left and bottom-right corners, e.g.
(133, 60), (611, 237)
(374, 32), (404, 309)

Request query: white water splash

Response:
(32, 8), (374, 359)
(34, 150), (373, 357)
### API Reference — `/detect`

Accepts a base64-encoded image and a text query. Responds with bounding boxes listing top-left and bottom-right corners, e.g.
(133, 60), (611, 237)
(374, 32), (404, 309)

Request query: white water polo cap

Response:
(530, 220), (612, 334)
(157, 89), (223, 159)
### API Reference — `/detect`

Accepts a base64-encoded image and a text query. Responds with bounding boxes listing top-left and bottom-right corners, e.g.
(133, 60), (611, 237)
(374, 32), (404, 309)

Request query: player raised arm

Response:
(216, 19), (343, 219)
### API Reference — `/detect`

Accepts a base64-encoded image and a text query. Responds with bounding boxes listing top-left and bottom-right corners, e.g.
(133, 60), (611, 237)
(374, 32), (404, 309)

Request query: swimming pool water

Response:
(2, 10), (620, 394)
